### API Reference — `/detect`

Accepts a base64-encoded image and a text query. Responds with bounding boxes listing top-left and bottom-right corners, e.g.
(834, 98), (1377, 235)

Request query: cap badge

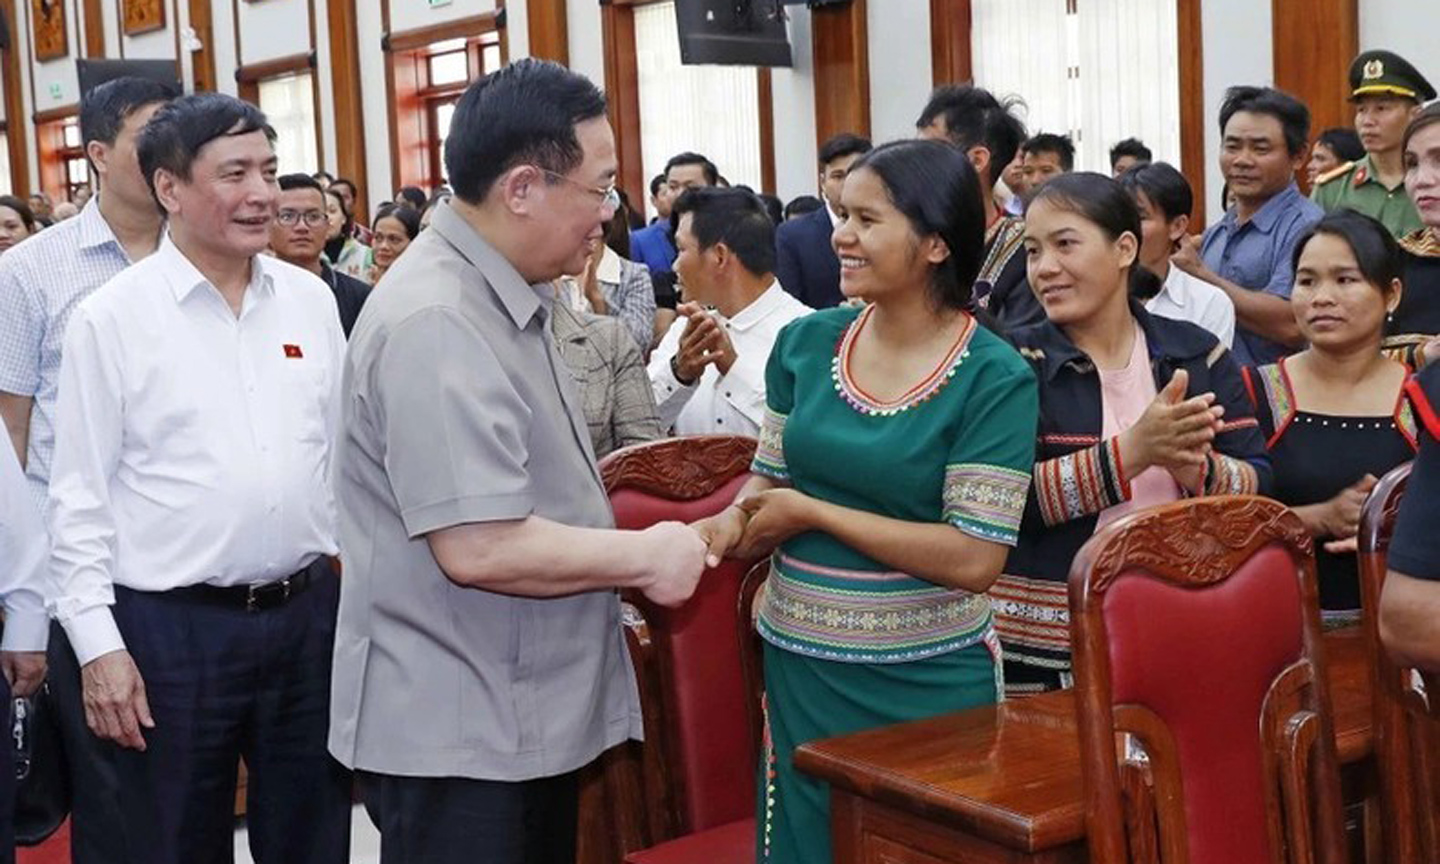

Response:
(1364, 59), (1385, 80)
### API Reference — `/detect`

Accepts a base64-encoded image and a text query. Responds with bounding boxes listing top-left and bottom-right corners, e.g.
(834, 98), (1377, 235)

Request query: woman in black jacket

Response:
(994, 173), (1272, 695)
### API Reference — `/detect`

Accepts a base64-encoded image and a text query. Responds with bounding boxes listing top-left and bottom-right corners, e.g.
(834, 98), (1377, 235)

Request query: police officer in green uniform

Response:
(1312, 49), (1436, 238)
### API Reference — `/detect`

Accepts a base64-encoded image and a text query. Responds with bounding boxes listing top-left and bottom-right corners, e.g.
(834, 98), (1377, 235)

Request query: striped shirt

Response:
(0, 199), (148, 508)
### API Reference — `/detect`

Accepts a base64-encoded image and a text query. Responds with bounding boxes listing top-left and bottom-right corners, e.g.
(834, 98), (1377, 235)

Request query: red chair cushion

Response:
(611, 474), (757, 831)
(1102, 544), (1304, 864)
(624, 817), (755, 864)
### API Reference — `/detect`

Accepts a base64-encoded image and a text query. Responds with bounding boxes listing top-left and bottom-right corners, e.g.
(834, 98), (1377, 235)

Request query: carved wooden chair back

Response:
(1068, 496), (1348, 864)
(1357, 462), (1439, 863)
(600, 436), (764, 842)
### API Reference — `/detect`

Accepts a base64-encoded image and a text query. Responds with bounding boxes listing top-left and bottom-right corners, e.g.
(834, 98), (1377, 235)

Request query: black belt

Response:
(168, 560), (327, 613)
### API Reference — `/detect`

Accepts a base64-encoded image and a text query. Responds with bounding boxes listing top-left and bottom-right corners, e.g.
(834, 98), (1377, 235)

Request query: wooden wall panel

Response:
(526, 0), (567, 65)
(929, 0), (971, 86)
(600, 0), (643, 212)
(327, 0), (366, 217)
(188, 0), (214, 91)
(3, 0), (31, 197)
(83, 0), (104, 56)
(810, 0), (869, 152)
(1271, 0), (1356, 193)
(1178, 0), (1205, 226)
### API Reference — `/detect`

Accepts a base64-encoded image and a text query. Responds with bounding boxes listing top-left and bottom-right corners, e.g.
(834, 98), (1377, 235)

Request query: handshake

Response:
(633, 489), (813, 608)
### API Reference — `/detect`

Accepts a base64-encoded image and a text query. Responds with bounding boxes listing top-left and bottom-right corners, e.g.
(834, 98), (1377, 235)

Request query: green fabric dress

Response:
(751, 305), (1038, 864)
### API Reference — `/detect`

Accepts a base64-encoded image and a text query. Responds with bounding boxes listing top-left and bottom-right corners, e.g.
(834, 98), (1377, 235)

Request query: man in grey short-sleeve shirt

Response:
(329, 60), (706, 864)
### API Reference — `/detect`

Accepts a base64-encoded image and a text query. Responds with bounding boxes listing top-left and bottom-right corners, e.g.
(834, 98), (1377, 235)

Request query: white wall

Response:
(771, 7), (817, 204)
(567, 0), (605, 88)
(1199, 0), (1273, 225)
(29, 0), (82, 113)
(866, 0), (928, 146)
(356, 0), (392, 208)
(1358, 0), (1440, 101)
(236, 0), (311, 65)
(312, 0), (338, 171)
(388, 0), (496, 34)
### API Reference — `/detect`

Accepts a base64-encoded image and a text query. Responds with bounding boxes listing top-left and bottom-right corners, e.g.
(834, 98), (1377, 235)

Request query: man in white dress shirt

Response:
(0, 431), (52, 861)
(1119, 161), (1237, 347)
(649, 188), (811, 437)
(46, 93), (350, 864)
(0, 76), (174, 864)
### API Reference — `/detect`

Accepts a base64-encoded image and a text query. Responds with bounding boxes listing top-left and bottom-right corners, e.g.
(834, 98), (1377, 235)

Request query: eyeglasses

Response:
(277, 210), (329, 227)
(537, 168), (621, 210)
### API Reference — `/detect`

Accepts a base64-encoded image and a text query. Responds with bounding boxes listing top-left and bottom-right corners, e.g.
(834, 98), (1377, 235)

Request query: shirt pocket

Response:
(280, 361), (331, 443)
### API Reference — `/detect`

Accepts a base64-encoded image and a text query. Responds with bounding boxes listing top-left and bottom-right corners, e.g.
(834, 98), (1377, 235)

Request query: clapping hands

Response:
(1116, 369), (1226, 490)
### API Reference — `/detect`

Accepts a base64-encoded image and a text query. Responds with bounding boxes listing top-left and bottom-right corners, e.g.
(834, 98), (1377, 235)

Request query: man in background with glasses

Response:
(270, 173), (371, 337)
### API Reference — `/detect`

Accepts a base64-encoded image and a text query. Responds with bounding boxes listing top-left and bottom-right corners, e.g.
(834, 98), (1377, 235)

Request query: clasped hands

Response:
(671, 302), (738, 383)
(691, 488), (815, 568)
(1116, 368), (1226, 494)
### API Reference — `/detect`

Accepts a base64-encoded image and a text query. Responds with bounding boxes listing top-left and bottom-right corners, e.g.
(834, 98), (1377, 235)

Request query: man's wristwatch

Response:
(670, 354), (698, 386)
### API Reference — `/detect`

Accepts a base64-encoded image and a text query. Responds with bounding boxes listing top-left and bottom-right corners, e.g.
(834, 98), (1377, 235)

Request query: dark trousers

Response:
(47, 622), (130, 863)
(358, 770), (579, 864)
(112, 562), (351, 864)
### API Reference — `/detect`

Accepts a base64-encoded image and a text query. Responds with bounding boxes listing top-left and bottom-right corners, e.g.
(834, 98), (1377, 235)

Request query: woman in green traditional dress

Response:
(693, 139), (1039, 864)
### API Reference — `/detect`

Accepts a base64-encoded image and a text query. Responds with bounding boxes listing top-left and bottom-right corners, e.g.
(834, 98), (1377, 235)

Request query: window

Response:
(36, 115), (88, 203)
(972, 0), (1181, 173)
(389, 31), (504, 192)
(0, 126), (11, 197)
(634, 0), (762, 212)
(258, 71), (319, 176)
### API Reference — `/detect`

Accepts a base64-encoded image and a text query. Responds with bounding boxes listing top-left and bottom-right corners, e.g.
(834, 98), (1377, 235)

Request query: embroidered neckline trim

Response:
(832, 305), (977, 416)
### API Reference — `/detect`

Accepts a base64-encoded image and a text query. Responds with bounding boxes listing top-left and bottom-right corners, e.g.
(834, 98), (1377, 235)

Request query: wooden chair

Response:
(1357, 462), (1439, 864)
(597, 436), (767, 864)
(1069, 496), (1348, 864)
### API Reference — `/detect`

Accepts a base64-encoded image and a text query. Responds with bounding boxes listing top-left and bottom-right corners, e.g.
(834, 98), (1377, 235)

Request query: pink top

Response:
(1096, 325), (1181, 529)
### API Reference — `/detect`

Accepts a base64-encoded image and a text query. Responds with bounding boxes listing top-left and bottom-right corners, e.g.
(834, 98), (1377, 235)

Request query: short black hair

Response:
(79, 76), (176, 153)
(818, 133), (872, 166)
(915, 84), (1026, 189)
(1109, 137), (1153, 169)
(278, 173), (324, 195)
(395, 185), (426, 210)
(850, 139), (986, 312)
(1291, 209), (1402, 295)
(331, 177), (357, 198)
(665, 152), (719, 186)
(445, 59), (608, 205)
(312, 170), (334, 184)
(1116, 161), (1193, 222)
(1023, 133), (1075, 170)
(373, 202), (421, 240)
(650, 173), (667, 197)
(784, 195), (823, 219)
(1219, 85), (1311, 157)
(670, 187), (776, 277)
(1315, 127), (1365, 164)
(137, 93), (275, 200)
(0, 195), (36, 234)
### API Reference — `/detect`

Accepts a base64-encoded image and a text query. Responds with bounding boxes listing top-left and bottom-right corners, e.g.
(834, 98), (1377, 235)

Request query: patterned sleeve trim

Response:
(1202, 452), (1258, 496)
(944, 463), (1031, 546)
(1034, 438), (1131, 528)
(750, 407), (789, 479)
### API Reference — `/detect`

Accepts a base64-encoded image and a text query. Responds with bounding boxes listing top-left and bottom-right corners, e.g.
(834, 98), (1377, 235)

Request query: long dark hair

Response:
(1028, 171), (1163, 299)
(848, 139), (985, 311)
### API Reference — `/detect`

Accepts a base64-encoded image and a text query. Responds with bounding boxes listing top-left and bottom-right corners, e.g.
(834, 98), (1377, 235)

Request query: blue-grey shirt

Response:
(1200, 183), (1322, 366)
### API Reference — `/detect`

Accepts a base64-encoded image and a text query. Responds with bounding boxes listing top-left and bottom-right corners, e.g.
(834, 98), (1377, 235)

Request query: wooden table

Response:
(795, 629), (1372, 863)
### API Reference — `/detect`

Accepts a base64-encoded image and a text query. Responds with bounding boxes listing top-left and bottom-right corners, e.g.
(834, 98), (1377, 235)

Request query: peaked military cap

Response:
(1350, 50), (1436, 102)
